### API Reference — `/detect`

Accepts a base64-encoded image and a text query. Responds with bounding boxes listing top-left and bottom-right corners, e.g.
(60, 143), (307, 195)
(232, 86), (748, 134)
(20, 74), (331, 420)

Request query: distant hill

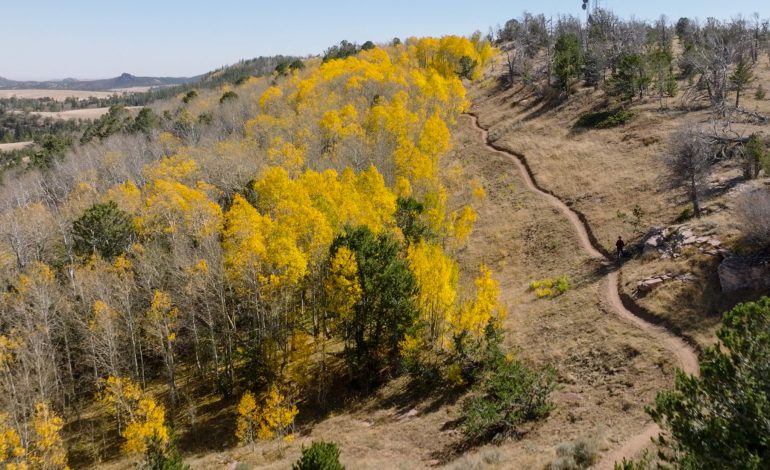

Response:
(0, 55), (300, 94)
(0, 73), (194, 91)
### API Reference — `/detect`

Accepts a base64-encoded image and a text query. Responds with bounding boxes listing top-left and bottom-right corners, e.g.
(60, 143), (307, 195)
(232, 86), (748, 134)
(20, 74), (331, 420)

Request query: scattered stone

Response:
(708, 239), (722, 247)
(399, 408), (419, 420)
(677, 273), (698, 282)
(683, 236), (697, 245)
(696, 236), (711, 244)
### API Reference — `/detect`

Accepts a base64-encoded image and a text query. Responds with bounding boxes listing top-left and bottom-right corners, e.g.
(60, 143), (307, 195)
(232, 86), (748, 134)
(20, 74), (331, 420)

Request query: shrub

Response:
(674, 206), (694, 223)
(181, 90), (198, 104)
(550, 438), (599, 469)
(220, 91), (239, 104)
(461, 356), (556, 443)
(735, 189), (770, 243)
(756, 84), (766, 100)
(292, 441), (345, 470)
(576, 109), (636, 129)
(72, 201), (135, 259)
(529, 276), (570, 299)
(613, 455), (653, 470)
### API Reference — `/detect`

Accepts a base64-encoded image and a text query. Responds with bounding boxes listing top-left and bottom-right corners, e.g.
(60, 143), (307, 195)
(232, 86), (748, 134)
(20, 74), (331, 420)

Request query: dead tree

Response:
(665, 125), (712, 217)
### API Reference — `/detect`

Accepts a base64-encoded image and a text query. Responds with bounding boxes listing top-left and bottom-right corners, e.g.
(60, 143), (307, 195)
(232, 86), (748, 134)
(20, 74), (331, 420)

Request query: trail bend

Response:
(464, 114), (699, 468)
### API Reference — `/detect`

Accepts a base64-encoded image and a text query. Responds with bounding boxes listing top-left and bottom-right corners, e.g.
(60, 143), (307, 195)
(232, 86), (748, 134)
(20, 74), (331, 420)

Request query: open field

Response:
(0, 89), (119, 100)
(29, 106), (142, 120)
(0, 141), (33, 152)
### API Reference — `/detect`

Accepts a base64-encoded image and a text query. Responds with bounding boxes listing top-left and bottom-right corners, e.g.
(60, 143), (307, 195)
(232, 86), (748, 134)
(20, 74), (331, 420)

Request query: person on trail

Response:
(616, 236), (626, 259)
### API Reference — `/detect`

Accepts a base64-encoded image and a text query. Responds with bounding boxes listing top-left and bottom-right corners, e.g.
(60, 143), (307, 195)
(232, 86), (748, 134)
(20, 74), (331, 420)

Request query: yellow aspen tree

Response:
(29, 402), (68, 470)
(452, 265), (507, 340)
(448, 205), (477, 244)
(103, 180), (142, 214)
(324, 247), (362, 325)
(98, 376), (170, 458)
(235, 386), (297, 446)
(0, 412), (25, 468)
(407, 242), (458, 346)
(235, 391), (259, 445)
(138, 179), (223, 241)
(88, 300), (122, 379)
(266, 138), (305, 175)
(145, 291), (179, 402)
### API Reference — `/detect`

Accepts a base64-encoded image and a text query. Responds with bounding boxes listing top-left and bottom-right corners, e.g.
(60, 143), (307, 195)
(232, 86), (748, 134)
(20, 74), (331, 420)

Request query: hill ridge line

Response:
(464, 112), (699, 468)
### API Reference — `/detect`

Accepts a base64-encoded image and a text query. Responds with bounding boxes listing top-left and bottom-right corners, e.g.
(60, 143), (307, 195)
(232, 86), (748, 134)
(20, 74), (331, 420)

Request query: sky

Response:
(1, 0), (768, 80)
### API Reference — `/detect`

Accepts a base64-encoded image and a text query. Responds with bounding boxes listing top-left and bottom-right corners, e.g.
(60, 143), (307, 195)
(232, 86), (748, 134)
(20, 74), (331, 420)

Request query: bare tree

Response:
(736, 189), (770, 243)
(665, 125), (712, 217)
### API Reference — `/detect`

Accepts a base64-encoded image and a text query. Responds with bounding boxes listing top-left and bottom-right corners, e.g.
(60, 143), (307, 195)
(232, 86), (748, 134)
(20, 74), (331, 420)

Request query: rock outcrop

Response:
(718, 256), (770, 293)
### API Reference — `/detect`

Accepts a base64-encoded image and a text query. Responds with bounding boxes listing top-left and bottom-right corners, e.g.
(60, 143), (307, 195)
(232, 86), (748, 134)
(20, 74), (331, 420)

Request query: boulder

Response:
(637, 277), (665, 293)
(718, 256), (770, 293)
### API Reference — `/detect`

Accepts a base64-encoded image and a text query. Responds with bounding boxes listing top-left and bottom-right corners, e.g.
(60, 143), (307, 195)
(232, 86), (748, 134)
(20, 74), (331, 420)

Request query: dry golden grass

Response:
(29, 106), (142, 121)
(0, 141), (33, 152)
(472, 54), (770, 348)
(0, 89), (118, 100)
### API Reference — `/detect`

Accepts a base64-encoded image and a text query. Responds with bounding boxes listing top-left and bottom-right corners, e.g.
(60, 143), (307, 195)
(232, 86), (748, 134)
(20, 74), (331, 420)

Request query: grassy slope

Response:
(472, 54), (770, 347)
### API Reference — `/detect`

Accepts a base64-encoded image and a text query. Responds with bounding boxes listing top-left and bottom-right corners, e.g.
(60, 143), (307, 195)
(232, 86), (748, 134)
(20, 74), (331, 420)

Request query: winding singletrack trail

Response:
(465, 114), (699, 468)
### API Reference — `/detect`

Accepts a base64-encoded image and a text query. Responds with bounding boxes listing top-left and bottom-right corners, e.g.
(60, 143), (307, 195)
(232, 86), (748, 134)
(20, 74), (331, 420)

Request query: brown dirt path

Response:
(465, 114), (699, 468)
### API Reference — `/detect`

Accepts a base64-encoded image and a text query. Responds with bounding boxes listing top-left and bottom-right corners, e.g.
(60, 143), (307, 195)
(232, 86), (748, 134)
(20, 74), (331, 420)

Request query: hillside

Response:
(1, 8), (770, 470)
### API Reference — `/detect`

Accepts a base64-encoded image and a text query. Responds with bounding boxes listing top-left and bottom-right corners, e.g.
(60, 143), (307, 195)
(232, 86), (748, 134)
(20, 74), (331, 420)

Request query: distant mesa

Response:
(0, 73), (192, 91)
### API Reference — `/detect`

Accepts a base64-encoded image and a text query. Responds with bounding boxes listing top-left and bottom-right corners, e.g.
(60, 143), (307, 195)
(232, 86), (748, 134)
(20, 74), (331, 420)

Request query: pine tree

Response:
(730, 57), (754, 107)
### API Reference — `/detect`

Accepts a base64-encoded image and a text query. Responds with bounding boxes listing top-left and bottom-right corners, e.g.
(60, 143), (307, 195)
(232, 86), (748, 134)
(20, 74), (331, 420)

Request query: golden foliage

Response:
(29, 403), (68, 469)
(452, 265), (506, 339)
(325, 247), (362, 322)
(99, 376), (170, 456)
(235, 385), (298, 445)
(407, 241), (458, 345)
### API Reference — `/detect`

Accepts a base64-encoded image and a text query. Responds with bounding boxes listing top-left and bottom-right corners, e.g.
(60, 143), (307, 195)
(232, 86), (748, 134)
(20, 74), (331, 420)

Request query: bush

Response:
(461, 356), (556, 443)
(292, 441), (345, 470)
(219, 91), (239, 104)
(576, 109), (636, 129)
(72, 201), (135, 258)
(550, 438), (599, 469)
(756, 84), (766, 100)
(735, 189), (770, 243)
(529, 276), (570, 299)
(181, 90), (198, 104)
(674, 206), (694, 223)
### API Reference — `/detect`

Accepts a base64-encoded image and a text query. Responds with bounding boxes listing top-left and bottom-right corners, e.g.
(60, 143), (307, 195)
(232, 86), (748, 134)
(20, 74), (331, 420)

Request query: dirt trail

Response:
(466, 114), (699, 468)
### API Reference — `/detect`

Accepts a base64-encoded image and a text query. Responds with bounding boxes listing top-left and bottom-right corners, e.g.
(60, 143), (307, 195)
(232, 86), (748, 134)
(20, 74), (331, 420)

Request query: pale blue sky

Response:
(2, 0), (767, 80)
